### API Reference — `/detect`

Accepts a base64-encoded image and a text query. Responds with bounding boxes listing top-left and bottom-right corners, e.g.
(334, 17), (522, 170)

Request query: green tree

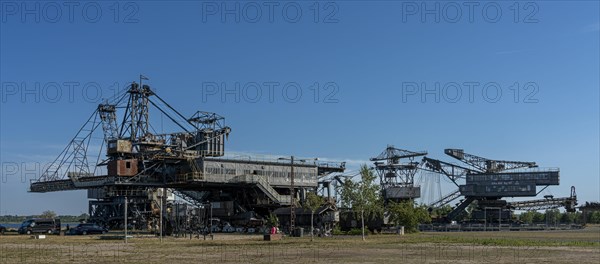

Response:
(303, 192), (324, 242)
(78, 213), (89, 220)
(560, 212), (576, 224)
(589, 211), (600, 224)
(339, 165), (384, 241)
(431, 205), (452, 219)
(388, 201), (414, 232)
(532, 211), (545, 223)
(573, 212), (583, 224)
(545, 209), (560, 226)
(388, 201), (432, 233)
(519, 211), (535, 224)
(415, 205), (432, 224)
(40, 210), (57, 219)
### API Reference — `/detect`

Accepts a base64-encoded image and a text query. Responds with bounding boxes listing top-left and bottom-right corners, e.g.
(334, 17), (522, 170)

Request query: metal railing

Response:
(234, 175), (291, 204)
(175, 172), (204, 182)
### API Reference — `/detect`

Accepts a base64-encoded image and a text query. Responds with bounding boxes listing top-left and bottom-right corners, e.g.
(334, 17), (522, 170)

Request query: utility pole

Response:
(159, 188), (163, 243)
(278, 155), (297, 235)
(278, 156), (318, 236)
(290, 156), (295, 234)
(124, 196), (128, 244)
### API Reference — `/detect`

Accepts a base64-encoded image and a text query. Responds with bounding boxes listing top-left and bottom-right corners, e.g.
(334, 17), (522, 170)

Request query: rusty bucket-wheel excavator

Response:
(29, 77), (345, 233)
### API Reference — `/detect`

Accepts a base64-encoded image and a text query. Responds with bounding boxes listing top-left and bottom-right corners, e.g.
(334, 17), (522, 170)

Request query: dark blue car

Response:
(68, 223), (108, 235)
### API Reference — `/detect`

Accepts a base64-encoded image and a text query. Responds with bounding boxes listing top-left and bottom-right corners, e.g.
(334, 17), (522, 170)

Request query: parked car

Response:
(18, 218), (61, 235)
(68, 223), (108, 235)
(221, 222), (235, 233)
(0, 224), (6, 235)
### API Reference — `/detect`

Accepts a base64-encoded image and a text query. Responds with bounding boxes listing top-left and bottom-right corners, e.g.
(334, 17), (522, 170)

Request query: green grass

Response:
(396, 234), (599, 247)
(0, 227), (598, 263)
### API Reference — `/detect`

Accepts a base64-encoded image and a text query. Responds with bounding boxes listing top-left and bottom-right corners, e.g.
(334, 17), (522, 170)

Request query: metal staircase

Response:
(428, 189), (461, 208)
(446, 197), (475, 221)
(234, 175), (291, 205)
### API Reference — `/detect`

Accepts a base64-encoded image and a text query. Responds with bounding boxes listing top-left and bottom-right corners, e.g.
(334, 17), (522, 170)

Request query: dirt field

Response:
(1, 226), (598, 263)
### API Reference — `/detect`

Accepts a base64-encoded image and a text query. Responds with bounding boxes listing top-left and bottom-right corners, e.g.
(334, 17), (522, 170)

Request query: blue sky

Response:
(1, 1), (598, 215)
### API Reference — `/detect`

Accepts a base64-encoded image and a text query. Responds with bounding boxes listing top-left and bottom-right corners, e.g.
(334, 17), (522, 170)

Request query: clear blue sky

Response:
(1, 1), (598, 215)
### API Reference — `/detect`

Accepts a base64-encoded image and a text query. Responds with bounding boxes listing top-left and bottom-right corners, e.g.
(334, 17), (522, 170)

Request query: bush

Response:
(332, 225), (344, 235)
(347, 228), (363, 236)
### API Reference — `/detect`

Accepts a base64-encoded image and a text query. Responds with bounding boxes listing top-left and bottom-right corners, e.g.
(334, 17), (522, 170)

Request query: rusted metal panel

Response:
(108, 159), (138, 176)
